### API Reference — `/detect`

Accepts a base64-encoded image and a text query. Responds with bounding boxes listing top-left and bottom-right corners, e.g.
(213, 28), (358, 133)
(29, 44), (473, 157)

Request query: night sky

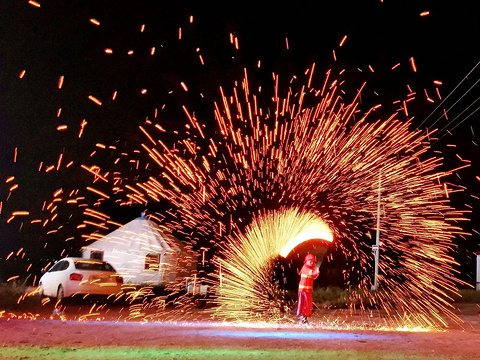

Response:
(0, 1), (479, 282)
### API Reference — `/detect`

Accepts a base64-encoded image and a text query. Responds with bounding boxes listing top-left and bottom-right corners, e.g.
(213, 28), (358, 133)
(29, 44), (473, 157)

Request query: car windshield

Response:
(74, 260), (115, 272)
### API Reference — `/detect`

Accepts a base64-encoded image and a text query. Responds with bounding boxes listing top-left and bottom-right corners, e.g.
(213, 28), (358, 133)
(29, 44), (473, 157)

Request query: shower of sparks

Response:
(117, 66), (467, 329)
(5, 64), (467, 329)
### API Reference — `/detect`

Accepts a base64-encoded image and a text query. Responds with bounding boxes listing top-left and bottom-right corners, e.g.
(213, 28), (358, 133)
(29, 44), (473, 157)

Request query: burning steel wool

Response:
(214, 208), (333, 321)
(124, 67), (467, 329)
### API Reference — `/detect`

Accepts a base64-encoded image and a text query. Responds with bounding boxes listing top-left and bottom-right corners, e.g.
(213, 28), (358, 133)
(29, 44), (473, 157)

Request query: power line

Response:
(417, 60), (480, 130)
(438, 104), (480, 141)
(437, 94), (480, 136)
(429, 76), (480, 133)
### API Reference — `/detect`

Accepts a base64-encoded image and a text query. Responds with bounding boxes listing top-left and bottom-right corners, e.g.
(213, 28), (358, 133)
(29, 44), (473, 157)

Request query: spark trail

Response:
(129, 67), (467, 328)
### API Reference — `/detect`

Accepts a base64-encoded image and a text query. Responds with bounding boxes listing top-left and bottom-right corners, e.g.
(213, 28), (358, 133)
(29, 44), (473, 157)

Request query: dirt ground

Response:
(1, 302), (480, 358)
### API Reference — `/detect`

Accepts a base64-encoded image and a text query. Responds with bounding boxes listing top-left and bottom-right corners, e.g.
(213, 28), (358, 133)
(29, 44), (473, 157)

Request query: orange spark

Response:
(409, 57), (417, 72)
(86, 186), (110, 199)
(180, 82), (188, 91)
(28, 0), (40, 7)
(80, 165), (108, 182)
(141, 89), (147, 94)
(19, 70), (26, 78)
(104, 48), (113, 54)
(88, 95), (102, 105)
(403, 100), (409, 117)
(436, 87), (442, 100)
(78, 119), (87, 138)
(139, 126), (156, 145)
(155, 124), (166, 132)
(57, 125), (68, 131)
(339, 35), (347, 47)
(12, 211), (29, 216)
(90, 18), (100, 26)
(140, 24), (145, 32)
(420, 11), (430, 16)
(424, 89), (434, 103)
(58, 75), (64, 89)
(56, 153), (63, 170)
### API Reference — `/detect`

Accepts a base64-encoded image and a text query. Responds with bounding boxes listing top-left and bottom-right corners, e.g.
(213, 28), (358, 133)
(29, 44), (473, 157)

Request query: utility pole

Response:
(372, 173), (381, 291)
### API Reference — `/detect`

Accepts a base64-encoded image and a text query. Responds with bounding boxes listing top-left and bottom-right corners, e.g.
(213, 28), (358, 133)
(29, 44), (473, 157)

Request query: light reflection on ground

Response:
(26, 319), (407, 342)
(192, 329), (404, 341)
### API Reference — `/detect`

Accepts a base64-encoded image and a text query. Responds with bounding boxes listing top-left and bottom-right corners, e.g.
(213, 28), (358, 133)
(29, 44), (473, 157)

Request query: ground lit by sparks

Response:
(0, 309), (440, 333)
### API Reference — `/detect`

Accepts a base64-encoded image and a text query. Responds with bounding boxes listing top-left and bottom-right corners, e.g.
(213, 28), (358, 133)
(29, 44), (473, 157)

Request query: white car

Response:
(39, 257), (124, 301)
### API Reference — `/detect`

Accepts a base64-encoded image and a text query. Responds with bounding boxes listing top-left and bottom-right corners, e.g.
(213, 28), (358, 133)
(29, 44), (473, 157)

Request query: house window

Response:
(145, 253), (160, 271)
(90, 251), (104, 261)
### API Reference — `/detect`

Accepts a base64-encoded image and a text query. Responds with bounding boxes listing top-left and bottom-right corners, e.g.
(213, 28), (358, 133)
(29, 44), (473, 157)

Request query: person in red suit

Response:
(297, 253), (319, 324)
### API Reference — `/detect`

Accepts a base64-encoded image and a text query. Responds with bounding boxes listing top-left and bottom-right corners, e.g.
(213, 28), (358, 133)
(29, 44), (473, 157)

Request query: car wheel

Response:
(56, 285), (65, 302)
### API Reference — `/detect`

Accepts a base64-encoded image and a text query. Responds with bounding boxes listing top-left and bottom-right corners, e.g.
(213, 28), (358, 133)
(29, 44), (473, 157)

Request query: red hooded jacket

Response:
(298, 255), (319, 293)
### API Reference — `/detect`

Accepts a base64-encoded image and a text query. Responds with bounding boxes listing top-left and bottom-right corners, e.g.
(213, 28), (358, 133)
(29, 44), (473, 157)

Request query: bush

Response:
(456, 289), (480, 303)
(0, 282), (41, 310)
(312, 286), (351, 308)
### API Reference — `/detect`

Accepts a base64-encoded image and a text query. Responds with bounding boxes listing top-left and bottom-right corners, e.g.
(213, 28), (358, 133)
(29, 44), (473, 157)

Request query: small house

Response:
(81, 214), (196, 285)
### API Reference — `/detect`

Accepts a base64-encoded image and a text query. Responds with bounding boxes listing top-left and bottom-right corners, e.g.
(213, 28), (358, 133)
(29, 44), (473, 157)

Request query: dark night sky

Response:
(0, 1), (479, 281)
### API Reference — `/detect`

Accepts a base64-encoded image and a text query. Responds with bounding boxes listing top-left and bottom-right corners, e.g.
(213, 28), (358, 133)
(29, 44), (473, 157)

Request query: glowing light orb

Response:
(280, 228), (333, 258)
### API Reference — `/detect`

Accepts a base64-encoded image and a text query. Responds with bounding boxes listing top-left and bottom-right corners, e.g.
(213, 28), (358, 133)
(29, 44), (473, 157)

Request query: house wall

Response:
(82, 247), (174, 285)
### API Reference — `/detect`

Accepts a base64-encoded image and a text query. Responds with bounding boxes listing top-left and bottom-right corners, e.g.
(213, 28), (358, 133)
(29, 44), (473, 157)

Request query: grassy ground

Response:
(0, 346), (473, 360)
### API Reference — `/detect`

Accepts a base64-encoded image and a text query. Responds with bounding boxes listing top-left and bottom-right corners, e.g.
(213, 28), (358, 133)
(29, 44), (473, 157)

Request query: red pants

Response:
(297, 290), (313, 317)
